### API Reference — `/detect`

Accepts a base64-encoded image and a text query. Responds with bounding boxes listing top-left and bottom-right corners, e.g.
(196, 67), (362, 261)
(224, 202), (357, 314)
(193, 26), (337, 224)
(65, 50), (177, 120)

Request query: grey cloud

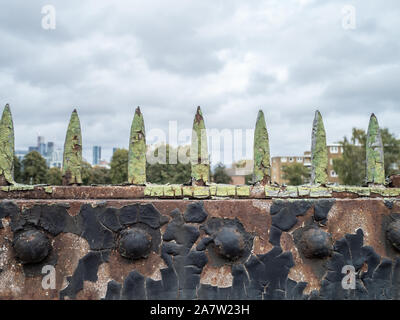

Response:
(0, 0), (399, 165)
(246, 72), (278, 95)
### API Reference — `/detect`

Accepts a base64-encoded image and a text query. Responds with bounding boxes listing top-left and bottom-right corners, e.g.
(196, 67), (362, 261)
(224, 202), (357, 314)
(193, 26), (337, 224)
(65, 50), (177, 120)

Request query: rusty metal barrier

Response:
(0, 104), (399, 300)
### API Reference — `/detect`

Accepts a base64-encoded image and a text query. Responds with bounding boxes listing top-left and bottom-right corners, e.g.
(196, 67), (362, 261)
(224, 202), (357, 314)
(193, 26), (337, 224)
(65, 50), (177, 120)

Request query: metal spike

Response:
(128, 106), (146, 184)
(191, 106), (209, 185)
(62, 109), (82, 185)
(253, 110), (271, 184)
(0, 104), (15, 185)
(311, 110), (328, 185)
(366, 113), (385, 185)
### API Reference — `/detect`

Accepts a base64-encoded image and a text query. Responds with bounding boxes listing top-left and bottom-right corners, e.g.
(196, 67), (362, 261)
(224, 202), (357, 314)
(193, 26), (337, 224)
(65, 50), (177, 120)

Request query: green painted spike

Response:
(128, 107), (146, 184)
(191, 106), (209, 185)
(62, 109), (82, 185)
(0, 104), (15, 185)
(311, 110), (328, 185)
(366, 114), (385, 185)
(253, 110), (271, 184)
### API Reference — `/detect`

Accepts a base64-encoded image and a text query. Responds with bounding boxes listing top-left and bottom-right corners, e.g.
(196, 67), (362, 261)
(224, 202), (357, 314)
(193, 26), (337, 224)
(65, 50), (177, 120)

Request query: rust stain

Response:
(55, 233), (90, 293)
(203, 200), (271, 236)
(327, 199), (388, 258)
(389, 175), (400, 188)
(66, 202), (83, 216)
(153, 201), (189, 216)
(280, 232), (321, 295)
(0, 219), (25, 299)
(200, 264), (233, 288)
(250, 185), (266, 199)
(0, 197), (397, 299)
(76, 263), (109, 300)
(292, 205), (315, 230)
(107, 250), (165, 284)
(252, 235), (273, 255)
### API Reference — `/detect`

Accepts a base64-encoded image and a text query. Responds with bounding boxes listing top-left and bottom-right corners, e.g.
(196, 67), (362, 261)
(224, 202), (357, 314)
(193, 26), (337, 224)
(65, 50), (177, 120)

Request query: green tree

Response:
(333, 128), (400, 185)
(146, 145), (191, 184)
(13, 156), (22, 183)
(80, 161), (112, 185)
(212, 163), (232, 184)
(110, 149), (128, 184)
(81, 161), (93, 185)
(46, 167), (63, 185)
(381, 128), (400, 176)
(245, 174), (253, 185)
(333, 129), (365, 185)
(107, 145), (193, 184)
(21, 151), (48, 184)
(282, 163), (310, 186)
(91, 166), (111, 184)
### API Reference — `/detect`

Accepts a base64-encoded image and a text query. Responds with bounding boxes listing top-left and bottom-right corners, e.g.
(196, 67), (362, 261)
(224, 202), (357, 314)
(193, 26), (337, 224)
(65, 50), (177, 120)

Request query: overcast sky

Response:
(1, 0), (399, 165)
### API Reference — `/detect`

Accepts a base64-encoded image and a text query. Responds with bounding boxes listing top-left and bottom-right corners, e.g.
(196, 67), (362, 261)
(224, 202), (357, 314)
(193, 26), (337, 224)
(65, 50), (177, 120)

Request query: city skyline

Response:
(11, 106), (399, 167)
(16, 132), (348, 169)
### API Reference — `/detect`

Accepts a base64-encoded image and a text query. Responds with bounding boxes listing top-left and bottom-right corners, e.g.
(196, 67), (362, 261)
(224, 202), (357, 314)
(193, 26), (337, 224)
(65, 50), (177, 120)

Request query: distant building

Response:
(47, 142), (54, 157)
(271, 144), (343, 185)
(225, 160), (254, 185)
(48, 147), (63, 169)
(37, 136), (46, 156)
(15, 150), (28, 162)
(96, 160), (110, 170)
(27, 136), (52, 158)
(326, 144), (343, 183)
(22, 136), (61, 168)
(271, 153), (311, 185)
(93, 146), (101, 165)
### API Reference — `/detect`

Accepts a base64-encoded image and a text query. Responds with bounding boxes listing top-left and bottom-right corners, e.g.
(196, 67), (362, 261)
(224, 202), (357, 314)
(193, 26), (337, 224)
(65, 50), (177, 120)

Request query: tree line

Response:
(282, 127), (400, 186)
(14, 145), (233, 185)
(15, 128), (399, 186)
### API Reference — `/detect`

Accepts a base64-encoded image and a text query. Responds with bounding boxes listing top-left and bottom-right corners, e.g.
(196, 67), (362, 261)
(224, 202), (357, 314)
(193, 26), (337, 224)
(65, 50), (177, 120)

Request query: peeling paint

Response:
(182, 186), (193, 197)
(0, 104), (15, 185)
(2, 184), (35, 192)
(216, 184), (236, 197)
(128, 107), (146, 185)
(193, 186), (210, 198)
(366, 114), (385, 185)
(44, 186), (53, 194)
(236, 186), (250, 197)
(309, 187), (332, 198)
(311, 111), (328, 185)
(279, 186), (298, 198)
(200, 265), (233, 288)
(253, 110), (271, 184)
(62, 109), (82, 185)
(265, 186), (280, 197)
(191, 107), (209, 185)
(0, 198), (398, 300)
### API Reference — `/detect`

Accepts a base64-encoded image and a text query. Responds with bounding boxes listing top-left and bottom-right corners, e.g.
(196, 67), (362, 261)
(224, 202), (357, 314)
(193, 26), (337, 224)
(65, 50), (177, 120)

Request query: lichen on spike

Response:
(128, 107), (146, 185)
(311, 110), (328, 185)
(253, 110), (271, 184)
(0, 104), (15, 185)
(366, 113), (385, 185)
(191, 106), (209, 185)
(62, 109), (82, 185)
